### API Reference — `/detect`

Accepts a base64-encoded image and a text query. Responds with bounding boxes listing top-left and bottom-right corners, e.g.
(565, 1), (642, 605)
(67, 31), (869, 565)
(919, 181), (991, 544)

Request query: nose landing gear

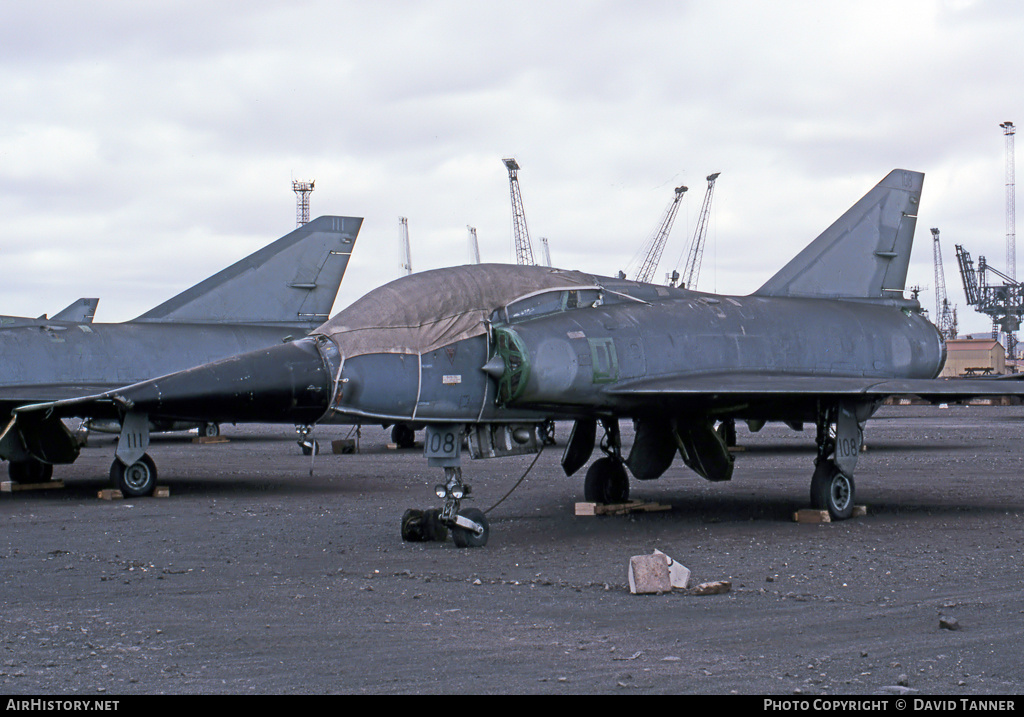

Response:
(400, 426), (490, 548)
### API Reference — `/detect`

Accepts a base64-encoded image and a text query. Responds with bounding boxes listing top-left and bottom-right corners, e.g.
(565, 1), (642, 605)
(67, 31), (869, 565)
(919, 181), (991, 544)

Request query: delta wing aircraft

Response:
(15, 171), (1024, 546)
(1, 298), (99, 327)
(1, 216), (361, 487)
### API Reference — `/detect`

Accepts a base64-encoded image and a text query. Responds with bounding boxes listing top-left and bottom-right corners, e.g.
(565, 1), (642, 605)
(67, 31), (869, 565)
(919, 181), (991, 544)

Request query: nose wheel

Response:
(450, 507), (489, 548)
(401, 465), (490, 548)
(296, 424), (319, 455)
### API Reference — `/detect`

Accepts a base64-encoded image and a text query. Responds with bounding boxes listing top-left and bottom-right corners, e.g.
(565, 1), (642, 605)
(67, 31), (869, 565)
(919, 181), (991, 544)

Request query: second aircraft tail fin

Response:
(51, 298), (99, 323)
(753, 170), (923, 301)
(133, 216), (362, 329)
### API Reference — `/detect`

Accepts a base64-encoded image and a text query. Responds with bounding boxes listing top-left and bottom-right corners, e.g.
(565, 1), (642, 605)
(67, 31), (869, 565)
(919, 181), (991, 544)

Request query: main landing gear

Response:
(390, 423), (416, 449)
(401, 426), (490, 548)
(110, 454), (158, 497)
(810, 460), (854, 520)
(109, 411), (158, 497)
(810, 401), (872, 520)
(7, 458), (54, 484)
(583, 419), (629, 504)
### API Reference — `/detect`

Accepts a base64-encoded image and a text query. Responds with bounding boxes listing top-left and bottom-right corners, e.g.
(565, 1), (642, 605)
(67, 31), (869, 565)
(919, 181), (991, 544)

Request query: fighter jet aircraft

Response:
(15, 171), (1024, 546)
(1, 298), (100, 327)
(1, 215), (361, 485)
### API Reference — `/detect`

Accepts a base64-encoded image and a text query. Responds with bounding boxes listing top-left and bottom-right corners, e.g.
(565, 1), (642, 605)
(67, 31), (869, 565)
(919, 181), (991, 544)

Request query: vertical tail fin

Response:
(754, 170), (924, 300)
(51, 298), (99, 323)
(133, 216), (362, 328)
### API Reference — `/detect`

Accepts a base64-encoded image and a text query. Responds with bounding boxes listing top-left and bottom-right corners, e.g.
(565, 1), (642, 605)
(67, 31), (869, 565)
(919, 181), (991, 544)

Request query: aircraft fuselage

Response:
(0, 320), (306, 407)
(326, 284), (945, 426)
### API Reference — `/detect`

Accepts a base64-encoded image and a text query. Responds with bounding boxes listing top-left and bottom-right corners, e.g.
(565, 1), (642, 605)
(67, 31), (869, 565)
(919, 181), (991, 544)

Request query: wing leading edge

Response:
(606, 372), (1024, 403)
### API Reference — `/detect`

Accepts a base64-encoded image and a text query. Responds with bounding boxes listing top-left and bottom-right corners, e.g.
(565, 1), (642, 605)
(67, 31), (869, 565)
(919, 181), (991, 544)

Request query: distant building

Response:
(940, 338), (1007, 377)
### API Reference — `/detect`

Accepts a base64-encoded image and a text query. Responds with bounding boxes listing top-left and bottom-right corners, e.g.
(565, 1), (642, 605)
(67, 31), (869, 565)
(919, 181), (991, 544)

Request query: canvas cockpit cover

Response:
(314, 264), (599, 358)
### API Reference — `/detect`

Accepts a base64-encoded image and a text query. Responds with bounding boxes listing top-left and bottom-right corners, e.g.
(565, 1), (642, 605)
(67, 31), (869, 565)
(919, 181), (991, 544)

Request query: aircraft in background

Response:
(1, 297), (100, 327)
(1, 215), (361, 485)
(18, 171), (1024, 546)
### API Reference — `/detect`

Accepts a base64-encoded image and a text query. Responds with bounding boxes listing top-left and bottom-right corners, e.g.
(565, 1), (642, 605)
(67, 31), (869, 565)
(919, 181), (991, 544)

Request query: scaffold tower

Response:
(293, 180), (315, 227)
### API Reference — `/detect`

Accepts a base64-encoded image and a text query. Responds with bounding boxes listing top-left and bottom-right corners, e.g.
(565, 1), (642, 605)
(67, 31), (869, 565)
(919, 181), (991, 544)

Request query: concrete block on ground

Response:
(628, 553), (671, 594)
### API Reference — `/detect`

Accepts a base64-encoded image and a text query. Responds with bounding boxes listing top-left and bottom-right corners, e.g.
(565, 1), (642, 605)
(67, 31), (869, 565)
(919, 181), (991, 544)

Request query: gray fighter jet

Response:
(1, 215), (361, 483)
(1, 298), (100, 327)
(15, 172), (1024, 546)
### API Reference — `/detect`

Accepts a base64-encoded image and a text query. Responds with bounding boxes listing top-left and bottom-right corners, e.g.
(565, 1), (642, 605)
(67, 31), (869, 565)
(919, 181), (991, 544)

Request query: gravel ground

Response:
(1, 405), (1023, 695)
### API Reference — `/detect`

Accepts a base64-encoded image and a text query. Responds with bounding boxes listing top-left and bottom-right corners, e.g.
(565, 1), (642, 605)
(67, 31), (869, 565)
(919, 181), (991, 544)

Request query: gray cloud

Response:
(0, 0), (1020, 338)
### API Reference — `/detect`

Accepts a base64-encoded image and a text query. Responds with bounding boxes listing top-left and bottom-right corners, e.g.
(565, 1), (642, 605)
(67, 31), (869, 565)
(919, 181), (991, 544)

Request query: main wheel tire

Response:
(391, 424), (416, 449)
(583, 457), (630, 504)
(110, 454), (158, 497)
(451, 508), (489, 548)
(810, 461), (855, 520)
(200, 422), (220, 438)
(8, 460), (53, 484)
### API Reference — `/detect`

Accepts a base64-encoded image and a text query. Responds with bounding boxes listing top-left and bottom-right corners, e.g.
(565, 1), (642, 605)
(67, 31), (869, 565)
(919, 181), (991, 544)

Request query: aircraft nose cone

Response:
(481, 354), (505, 380)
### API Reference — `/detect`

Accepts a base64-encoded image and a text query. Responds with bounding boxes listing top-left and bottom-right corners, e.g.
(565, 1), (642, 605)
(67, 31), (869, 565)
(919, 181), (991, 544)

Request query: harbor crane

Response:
(931, 228), (958, 340)
(631, 185), (688, 283)
(399, 217), (412, 276)
(503, 158), (535, 265)
(674, 172), (720, 289)
(955, 243), (1022, 356)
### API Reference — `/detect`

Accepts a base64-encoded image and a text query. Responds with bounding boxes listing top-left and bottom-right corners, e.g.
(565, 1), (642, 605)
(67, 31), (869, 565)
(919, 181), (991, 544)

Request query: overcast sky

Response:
(1, 0), (1020, 337)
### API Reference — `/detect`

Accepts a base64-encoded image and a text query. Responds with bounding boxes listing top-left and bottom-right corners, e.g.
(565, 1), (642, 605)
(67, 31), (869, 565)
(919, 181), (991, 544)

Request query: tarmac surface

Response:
(2, 405), (1023, 695)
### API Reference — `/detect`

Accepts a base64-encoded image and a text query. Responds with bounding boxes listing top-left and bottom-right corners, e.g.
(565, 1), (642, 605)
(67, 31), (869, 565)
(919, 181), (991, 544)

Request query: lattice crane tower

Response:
(633, 184), (688, 283)
(678, 172), (721, 290)
(931, 228), (957, 341)
(503, 158), (535, 265)
(292, 180), (315, 227)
